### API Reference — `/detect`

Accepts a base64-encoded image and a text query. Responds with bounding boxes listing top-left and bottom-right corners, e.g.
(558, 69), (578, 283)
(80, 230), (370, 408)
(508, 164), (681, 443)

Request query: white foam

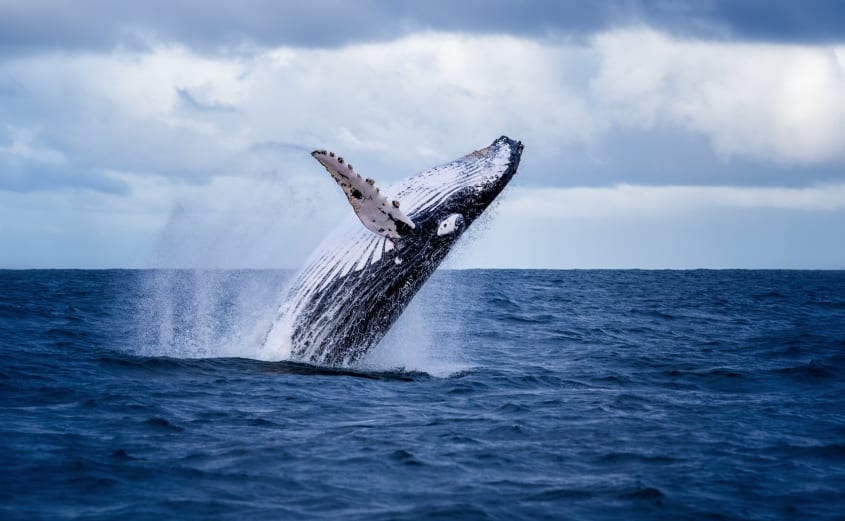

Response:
(356, 285), (475, 378)
(133, 270), (290, 361)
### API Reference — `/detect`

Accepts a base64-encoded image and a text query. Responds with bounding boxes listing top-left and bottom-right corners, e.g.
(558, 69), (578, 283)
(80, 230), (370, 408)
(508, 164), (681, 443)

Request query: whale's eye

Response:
(437, 214), (464, 236)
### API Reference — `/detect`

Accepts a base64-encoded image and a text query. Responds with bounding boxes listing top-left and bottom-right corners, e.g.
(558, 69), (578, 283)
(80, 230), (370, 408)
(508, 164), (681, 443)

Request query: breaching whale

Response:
(263, 136), (523, 366)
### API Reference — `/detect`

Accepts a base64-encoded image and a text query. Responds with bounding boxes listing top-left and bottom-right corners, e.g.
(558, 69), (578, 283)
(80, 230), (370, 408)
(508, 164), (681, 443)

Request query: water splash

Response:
(133, 270), (289, 360)
(131, 267), (472, 377)
(358, 278), (476, 378)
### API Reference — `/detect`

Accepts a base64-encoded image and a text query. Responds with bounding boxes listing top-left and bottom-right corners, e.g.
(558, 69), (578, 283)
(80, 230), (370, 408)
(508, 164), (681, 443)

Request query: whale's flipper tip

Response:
(312, 150), (415, 239)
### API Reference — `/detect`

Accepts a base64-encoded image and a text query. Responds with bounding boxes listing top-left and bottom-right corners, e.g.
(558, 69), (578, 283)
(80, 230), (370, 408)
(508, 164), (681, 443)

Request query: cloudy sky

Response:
(2, 0), (844, 268)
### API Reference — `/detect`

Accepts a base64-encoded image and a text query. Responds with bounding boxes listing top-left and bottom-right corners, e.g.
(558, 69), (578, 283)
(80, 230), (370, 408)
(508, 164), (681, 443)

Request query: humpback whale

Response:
(263, 136), (523, 366)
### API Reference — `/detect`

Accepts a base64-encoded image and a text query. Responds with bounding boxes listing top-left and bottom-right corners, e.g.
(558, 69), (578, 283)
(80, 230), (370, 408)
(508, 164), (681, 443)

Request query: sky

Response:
(1, 0), (844, 269)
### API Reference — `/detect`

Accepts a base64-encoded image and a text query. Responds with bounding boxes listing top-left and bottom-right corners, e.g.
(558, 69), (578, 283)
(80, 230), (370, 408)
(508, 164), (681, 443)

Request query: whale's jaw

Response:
(264, 136), (523, 366)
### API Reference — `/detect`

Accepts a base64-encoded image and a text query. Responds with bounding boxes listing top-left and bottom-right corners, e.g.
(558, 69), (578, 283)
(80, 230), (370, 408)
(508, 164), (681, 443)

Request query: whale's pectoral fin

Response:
(312, 150), (416, 239)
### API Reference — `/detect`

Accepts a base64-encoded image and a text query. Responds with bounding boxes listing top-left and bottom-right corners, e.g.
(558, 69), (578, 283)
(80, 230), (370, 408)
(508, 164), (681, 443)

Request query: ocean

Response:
(1, 269), (844, 520)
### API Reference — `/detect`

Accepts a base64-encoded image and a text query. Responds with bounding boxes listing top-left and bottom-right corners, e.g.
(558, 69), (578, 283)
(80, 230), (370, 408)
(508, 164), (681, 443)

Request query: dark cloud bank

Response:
(1, 0), (843, 56)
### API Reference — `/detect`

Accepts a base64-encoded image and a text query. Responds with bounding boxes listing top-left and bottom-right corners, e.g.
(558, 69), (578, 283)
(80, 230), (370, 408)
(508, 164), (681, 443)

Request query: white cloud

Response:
(501, 183), (845, 220)
(4, 29), (845, 187)
(592, 29), (845, 164)
(0, 126), (66, 164)
(240, 33), (599, 167)
(1, 33), (597, 186)
(455, 183), (845, 269)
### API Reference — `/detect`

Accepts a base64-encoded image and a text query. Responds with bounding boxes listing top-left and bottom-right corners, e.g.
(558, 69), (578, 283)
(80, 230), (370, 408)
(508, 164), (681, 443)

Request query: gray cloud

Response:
(1, 0), (843, 58)
(176, 87), (237, 112)
(0, 0), (396, 55)
(0, 160), (130, 194)
(543, 129), (845, 190)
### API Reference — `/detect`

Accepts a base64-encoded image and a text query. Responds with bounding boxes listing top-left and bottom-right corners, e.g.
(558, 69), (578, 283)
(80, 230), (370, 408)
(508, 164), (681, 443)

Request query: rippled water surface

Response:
(1, 269), (844, 520)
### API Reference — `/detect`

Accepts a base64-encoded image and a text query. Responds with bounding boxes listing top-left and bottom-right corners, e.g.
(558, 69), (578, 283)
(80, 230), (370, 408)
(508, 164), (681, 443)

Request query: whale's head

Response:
(392, 135), (523, 245)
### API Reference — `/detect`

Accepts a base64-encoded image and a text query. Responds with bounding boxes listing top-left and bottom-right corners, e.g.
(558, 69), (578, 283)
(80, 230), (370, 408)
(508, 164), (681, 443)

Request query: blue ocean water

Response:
(1, 269), (844, 520)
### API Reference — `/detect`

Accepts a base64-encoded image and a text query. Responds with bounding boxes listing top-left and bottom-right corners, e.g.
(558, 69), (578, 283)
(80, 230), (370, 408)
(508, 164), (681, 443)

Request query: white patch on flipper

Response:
(312, 150), (415, 239)
(437, 213), (464, 236)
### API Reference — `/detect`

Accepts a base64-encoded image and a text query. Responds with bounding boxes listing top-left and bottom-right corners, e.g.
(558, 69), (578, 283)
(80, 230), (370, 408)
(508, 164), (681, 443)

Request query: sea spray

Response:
(132, 153), (339, 360)
(360, 281), (475, 378)
(132, 268), (472, 376)
(133, 269), (289, 359)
